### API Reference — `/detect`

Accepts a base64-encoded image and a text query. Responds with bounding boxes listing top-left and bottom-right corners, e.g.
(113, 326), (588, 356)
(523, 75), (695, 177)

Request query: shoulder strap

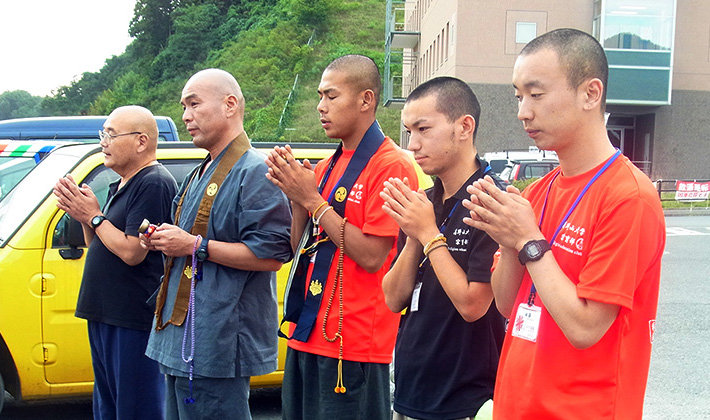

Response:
(280, 121), (386, 342)
(154, 133), (251, 330)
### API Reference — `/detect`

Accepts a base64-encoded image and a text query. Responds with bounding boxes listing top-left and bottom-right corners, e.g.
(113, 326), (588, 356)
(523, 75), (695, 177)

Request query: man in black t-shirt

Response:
(54, 106), (177, 420)
(381, 77), (505, 420)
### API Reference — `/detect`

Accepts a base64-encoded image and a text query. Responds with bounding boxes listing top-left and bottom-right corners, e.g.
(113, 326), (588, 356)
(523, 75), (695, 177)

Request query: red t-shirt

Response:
(288, 137), (419, 364)
(493, 154), (665, 419)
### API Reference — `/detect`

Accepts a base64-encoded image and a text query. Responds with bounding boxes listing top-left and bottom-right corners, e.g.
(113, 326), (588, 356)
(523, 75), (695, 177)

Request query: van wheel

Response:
(0, 371), (4, 414)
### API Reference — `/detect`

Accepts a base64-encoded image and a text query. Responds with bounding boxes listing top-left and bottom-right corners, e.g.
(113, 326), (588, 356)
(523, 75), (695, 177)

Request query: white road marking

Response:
(666, 227), (710, 236)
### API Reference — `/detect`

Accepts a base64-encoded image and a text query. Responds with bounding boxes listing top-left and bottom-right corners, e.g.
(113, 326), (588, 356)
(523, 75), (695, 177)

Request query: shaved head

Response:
(325, 54), (381, 110)
(520, 28), (608, 112)
(184, 68), (245, 116)
(102, 105), (159, 176)
(107, 105), (158, 148)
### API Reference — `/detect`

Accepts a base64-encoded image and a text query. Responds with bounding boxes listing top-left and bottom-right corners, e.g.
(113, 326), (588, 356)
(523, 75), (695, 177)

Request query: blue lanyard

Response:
(417, 164), (492, 276)
(527, 149), (621, 305)
(417, 200), (460, 275)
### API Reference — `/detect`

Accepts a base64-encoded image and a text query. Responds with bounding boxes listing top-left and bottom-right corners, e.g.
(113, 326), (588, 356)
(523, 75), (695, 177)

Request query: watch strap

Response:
(518, 239), (551, 265)
(91, 215), (107, 229)
(197, 237), (209, 261)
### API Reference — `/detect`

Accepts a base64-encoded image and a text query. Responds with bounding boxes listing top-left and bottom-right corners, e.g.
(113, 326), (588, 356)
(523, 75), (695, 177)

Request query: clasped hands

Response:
(380, 177), (440, 247)
(53, 174), (101, 225)
(264, 145), (321, 210)
(462, 176), (540, 251)
(380, 175), (542, 252)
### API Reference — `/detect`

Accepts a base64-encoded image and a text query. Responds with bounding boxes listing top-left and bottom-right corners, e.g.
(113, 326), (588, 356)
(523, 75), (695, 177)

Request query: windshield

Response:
(500, 165), (513, 182)
(0, 151), (82, 246)
(0, 157), (38, 200)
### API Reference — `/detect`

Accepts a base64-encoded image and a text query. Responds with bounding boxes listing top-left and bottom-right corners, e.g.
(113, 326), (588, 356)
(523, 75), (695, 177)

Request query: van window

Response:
(160, 159), (201, 185)
(52, 165), (117, 248)
(524, 164), (554, 179)
(0, 158), (37, 200)
(51, 159), (202, 248)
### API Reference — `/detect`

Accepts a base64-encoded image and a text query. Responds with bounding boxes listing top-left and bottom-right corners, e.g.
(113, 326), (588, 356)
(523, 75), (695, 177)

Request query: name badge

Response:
(511, 303), (541, 342)
(410, 282), (422, 312)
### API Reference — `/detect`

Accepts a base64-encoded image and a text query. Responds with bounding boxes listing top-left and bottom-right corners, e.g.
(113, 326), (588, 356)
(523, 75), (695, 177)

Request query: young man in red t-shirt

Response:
(266, 54), (419, 420)
(463, 29), (665, 419)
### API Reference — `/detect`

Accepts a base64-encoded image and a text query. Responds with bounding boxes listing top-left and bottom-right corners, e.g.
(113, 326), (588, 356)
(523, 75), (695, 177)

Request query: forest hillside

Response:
(0, 0), (403, 143)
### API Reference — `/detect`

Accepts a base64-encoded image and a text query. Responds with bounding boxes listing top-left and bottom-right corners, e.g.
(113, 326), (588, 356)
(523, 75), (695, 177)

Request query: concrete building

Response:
(384, 0), (710, 180)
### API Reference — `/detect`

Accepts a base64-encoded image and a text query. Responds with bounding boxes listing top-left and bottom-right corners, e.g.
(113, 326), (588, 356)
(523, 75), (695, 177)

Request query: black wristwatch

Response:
(518, 239), (551, 265)
(90, 215), (107, 230)
(196, 237), (209, 262)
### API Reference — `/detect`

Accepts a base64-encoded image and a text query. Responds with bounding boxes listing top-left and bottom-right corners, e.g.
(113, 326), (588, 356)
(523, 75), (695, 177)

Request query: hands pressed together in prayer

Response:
(53, 174), (101, 225)
(462, 176), (541, 251)
(264, 145), (321, 211)
(380, 177), (440, 246)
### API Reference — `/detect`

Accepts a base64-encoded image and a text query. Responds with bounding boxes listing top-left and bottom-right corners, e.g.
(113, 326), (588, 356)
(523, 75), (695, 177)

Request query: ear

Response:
(135, 133), (149, 153)
(459, 114), (476, 140)
(360, 89), (376, 112)
(224, 94), (239, 117)
(581, 78), (604, 111)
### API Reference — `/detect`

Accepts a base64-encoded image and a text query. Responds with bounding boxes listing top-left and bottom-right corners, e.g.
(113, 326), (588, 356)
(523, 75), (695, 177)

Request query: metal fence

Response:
(655, 179), (710, 207)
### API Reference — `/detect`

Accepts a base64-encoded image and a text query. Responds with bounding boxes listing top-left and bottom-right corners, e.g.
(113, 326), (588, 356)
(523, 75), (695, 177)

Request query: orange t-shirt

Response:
(287, 137), (419, 364)
(493, 154), (665, 420)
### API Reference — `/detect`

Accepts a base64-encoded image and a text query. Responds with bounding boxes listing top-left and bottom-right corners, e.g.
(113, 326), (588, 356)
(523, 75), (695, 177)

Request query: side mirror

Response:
(59, 217), (85, 260)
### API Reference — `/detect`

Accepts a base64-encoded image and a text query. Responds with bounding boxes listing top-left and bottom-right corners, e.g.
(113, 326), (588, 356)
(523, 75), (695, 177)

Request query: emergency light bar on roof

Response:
(0, 141), (63, 163)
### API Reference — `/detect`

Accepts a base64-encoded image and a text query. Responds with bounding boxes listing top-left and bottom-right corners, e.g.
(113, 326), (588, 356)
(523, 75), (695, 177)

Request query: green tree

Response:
(40, 54), (131, 116)
(90, 71), (151, 114)
(151, 3), (225, 82)
(0, 90), (44, 120)
(129, 0), (177, 58)
(290, 0), (333, 28)
(209, 20), (313, 139)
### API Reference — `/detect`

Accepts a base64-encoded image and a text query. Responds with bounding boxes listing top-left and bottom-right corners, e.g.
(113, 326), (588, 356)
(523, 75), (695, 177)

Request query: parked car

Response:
(0, 116), (180, 142)
(482, 148), (557, 175)
(499, 158), (559, 182)
(0, 141), (431, 412)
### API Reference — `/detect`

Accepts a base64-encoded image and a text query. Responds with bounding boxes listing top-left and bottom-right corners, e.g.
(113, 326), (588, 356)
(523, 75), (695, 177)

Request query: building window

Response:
(445, 22), (450, 58)
(601, 0), (674, 50)
(516, 22), (537, 44)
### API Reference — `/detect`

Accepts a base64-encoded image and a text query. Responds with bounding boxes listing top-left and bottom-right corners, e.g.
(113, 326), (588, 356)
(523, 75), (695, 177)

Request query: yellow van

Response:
(0, 141), (431, 410)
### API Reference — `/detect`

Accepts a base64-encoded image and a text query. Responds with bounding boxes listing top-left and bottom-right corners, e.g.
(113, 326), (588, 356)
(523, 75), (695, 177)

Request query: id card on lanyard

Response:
(511, 150), (621, 343)
(410, 201), (459, 312)
(410, 164), (493, 312)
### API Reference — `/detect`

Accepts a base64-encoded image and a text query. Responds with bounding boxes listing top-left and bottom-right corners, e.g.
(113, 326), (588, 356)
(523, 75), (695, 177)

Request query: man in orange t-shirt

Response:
(463, 29), (665, 419)
(266, 54), (419, 420)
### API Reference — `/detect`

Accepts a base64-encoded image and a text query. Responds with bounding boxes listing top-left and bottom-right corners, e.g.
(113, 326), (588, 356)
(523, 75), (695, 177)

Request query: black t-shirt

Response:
(76, 164), (177, 331)
(393, 158), (506, 420)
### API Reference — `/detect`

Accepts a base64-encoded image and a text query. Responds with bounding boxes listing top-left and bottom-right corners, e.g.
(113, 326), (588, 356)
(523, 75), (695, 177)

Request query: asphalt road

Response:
(2, 215), (709, 419)
(643, 215), (710, 419)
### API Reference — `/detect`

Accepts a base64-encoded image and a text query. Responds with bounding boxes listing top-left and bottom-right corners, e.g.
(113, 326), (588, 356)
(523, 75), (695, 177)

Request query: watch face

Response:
(519, 240), (550, 265)
(91, 216), (104, 227)
(527, 243), (542, 258)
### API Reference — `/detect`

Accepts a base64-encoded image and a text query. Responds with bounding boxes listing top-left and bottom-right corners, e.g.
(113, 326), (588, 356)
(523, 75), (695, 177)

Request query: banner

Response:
(675, 180), (710, 201)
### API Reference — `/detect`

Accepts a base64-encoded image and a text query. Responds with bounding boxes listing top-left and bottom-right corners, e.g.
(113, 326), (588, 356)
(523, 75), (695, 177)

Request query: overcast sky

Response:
(0, 0), (137, 97)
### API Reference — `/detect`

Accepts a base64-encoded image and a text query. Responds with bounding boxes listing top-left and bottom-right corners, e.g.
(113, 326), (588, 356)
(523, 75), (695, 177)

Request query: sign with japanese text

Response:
(675, 180), (710, 201)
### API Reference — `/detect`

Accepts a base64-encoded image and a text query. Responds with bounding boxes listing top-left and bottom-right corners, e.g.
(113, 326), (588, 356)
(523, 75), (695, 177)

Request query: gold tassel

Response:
(323, 217), (348, 394)
(334, 334), (346, 393)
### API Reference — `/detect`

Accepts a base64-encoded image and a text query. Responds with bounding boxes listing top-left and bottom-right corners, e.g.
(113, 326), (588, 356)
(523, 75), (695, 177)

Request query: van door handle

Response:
(59, 247), (84, 260)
